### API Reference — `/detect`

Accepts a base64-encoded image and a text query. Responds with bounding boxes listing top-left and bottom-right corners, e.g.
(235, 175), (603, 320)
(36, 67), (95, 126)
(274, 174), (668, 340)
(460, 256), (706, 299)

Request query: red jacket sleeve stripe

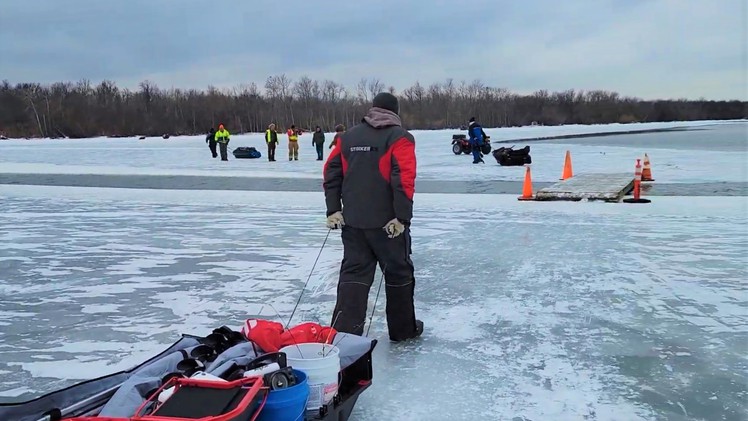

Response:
(390, 137), (416, 200)
(323, 143), (341, 181)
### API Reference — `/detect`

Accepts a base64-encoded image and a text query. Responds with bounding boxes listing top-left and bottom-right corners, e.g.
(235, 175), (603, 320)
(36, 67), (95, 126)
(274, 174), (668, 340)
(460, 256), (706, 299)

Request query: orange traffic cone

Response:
(518, 165), (535, 201)
(641, 153), (654, 181)
(560, 150), (573, 180)
(623, 158), (651, 204)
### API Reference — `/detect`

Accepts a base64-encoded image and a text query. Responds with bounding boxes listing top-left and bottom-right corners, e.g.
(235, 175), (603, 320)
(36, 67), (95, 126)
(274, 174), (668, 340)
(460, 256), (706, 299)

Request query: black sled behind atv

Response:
(452, 134), (492, 155)
(492, 145), (532, 166)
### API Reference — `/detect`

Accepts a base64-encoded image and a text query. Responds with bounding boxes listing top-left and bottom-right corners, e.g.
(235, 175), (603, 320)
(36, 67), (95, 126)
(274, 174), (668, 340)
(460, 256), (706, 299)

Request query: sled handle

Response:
(133, 376), (266, 420)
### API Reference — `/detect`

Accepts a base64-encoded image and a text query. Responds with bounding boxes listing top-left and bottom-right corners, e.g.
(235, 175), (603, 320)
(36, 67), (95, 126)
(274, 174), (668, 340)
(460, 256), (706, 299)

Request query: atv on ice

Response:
(451, 134), (492, 155)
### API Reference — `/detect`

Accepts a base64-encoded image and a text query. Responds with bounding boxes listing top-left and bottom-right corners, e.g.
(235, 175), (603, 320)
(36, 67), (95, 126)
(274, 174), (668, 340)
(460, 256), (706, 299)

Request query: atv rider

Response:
(468, 117), (486, 164)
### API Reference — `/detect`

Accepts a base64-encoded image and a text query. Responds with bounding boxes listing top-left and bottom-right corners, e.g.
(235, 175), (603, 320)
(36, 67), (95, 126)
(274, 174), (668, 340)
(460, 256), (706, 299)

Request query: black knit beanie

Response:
(372, 92), (399, 115)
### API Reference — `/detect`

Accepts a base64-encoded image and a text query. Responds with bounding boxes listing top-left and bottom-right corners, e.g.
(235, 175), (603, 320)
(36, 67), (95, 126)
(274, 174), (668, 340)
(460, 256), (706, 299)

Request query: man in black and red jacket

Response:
(322, 92), (423, 342)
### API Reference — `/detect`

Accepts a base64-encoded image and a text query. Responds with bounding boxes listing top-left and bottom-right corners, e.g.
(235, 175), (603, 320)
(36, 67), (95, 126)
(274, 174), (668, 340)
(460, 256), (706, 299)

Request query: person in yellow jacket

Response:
(215, 123), (230, 161)
(265, 123), (279, 162)
(286, 125), (300, 161)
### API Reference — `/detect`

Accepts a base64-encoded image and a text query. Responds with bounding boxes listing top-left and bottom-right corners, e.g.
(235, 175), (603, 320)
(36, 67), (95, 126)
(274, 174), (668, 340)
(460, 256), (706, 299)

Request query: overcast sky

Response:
(1, 0), (745, 100)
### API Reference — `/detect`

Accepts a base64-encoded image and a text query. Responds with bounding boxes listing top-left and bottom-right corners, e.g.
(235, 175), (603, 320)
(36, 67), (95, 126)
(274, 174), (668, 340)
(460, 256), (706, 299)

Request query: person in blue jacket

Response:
(468, 117), (486, 164)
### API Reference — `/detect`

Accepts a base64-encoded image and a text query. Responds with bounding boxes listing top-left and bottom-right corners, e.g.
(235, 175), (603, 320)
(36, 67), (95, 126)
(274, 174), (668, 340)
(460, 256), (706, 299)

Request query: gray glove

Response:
(383, 218), (405, 238)
(326, 211), (344, 229)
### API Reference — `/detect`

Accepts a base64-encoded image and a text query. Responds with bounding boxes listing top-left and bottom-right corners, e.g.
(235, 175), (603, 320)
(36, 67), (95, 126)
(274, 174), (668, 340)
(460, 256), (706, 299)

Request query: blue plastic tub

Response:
(256, 369), (309, 421)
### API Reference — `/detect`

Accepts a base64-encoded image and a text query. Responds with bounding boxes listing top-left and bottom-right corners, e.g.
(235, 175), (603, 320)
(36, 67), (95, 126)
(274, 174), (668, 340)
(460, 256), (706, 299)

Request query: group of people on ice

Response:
(204, 124), (231, 160)
(205, 122), (347, 162)
(205, 115), (486, 165)
(264, 123), (347, 162)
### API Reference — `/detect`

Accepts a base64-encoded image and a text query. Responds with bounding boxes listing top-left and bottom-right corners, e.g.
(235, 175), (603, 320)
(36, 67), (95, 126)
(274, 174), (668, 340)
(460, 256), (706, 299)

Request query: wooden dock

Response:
(534, 173), (634, 202)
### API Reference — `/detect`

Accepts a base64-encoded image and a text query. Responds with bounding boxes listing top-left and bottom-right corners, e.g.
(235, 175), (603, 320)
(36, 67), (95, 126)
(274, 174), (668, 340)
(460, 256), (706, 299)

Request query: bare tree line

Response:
(0, 76), (745, 139)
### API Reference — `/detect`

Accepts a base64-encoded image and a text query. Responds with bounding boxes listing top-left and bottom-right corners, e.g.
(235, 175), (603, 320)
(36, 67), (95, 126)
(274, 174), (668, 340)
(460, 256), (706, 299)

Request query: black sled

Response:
(492, 145), (532, 166)
(0, 325), (376, 421)
(232, 147), (262, 159)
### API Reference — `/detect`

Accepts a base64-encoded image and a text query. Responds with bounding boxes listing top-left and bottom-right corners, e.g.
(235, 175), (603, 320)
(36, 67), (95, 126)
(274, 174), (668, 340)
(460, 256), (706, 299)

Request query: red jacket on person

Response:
(323, 107), (416, 229)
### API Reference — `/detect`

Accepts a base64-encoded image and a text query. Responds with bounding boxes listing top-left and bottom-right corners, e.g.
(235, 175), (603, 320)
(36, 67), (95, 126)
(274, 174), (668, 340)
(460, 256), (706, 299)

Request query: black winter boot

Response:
(414, 319), (424, 337)
(390, 319), (423, 342)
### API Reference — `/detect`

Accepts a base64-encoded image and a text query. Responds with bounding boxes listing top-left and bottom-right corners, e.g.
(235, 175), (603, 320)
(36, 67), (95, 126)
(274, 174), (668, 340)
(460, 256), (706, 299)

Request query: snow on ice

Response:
(0, 120), (746, 420)
(1, 119), (746, 183)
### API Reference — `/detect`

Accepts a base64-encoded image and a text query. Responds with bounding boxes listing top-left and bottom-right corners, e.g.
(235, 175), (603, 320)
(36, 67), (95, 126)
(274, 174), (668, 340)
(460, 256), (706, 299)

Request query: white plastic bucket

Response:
(279, 343), (340, 410)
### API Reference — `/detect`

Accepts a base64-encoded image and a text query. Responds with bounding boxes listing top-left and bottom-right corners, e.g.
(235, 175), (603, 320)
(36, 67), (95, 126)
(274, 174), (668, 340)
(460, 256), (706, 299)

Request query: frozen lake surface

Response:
(0, 119), (746, 420)
(0, 186), (746, 421)
(1, 119), (746, 185)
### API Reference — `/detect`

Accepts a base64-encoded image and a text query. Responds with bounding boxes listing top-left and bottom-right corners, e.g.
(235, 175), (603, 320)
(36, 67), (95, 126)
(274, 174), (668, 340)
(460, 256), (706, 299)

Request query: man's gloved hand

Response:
(383, 218), (406, 238)
(326, 211), (345, 229)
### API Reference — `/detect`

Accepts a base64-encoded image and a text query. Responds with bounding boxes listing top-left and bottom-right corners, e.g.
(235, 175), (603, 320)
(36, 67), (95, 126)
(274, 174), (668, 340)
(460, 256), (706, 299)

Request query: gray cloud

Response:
(0, 0), (745, 100)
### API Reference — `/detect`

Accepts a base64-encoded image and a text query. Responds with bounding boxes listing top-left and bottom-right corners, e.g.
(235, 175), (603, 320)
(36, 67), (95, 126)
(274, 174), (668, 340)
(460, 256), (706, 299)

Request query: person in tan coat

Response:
(287, 125), (300, 160)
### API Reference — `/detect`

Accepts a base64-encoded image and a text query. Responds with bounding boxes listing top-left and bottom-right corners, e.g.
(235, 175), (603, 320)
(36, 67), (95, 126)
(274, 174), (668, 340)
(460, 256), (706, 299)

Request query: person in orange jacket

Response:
(287, 125), (300, 160)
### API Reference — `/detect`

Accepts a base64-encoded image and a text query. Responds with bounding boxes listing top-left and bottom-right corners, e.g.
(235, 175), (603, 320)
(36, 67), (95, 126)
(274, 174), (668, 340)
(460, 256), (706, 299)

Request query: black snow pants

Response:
(219, 142), (229, 161)
(208, 140), (218, 158)
(315, 143), (324, 160)
(330, 225), (418, 341)
(267, 142), (276, 161)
